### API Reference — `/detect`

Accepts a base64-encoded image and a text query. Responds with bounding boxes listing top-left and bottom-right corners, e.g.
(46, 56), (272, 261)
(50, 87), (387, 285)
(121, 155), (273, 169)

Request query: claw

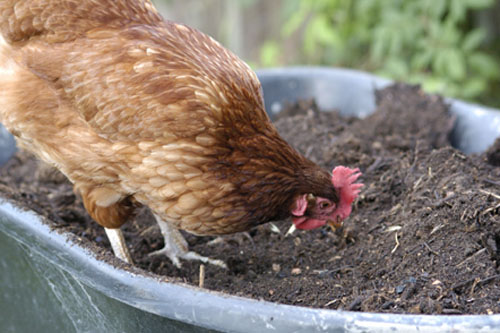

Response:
(182, 251), (227, 269)
(152, 214), (227, 269)
(149, 247), (182, 268)
(149, 246), (227, 269)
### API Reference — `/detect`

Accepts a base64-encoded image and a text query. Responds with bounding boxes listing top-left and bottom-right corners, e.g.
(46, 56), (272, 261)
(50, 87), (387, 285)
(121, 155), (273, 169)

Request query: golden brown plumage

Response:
(0, 0), (362, 267)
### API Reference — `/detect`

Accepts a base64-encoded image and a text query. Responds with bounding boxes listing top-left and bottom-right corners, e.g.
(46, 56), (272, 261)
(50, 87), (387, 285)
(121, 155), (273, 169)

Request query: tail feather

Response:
(0, 0), (163, 44)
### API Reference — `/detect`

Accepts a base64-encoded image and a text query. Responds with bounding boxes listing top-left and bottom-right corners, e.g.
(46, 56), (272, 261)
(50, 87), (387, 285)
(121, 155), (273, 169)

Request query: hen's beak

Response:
(327, 216), (343, 231)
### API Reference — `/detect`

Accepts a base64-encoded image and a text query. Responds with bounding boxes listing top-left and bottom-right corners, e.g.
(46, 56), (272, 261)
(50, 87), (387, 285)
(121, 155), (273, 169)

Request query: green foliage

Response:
(261, 0), (499, 103)
(259, 40), (281, 67)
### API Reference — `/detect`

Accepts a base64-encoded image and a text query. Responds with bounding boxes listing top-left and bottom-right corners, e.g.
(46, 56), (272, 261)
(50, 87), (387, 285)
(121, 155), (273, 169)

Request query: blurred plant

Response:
(261, 0), (499, 102)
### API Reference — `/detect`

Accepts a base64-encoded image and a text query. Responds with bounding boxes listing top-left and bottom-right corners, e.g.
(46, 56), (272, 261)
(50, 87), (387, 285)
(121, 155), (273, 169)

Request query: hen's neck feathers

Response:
(211, 125), (337, 225)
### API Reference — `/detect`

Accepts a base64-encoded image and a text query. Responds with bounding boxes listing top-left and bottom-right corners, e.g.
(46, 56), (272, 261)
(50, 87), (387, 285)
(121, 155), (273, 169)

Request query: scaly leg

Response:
(149, 215), (227, 269)
(104, 227), (133, 264)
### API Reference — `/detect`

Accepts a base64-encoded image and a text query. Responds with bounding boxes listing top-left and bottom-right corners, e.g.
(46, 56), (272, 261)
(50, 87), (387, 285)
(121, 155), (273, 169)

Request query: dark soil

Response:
(486, 137), (500, 167)
(1, 83), (500, 314)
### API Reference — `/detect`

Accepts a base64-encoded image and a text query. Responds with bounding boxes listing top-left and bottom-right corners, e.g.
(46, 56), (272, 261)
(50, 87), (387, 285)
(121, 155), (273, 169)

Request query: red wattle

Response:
(292, 217), (326, 230)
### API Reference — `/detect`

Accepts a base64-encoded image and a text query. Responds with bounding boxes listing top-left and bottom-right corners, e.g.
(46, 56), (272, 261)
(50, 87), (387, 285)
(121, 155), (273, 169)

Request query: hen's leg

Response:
(78, 186), (134, 264)
(104, 228), (133, 264)
(149, 215), (227, 269)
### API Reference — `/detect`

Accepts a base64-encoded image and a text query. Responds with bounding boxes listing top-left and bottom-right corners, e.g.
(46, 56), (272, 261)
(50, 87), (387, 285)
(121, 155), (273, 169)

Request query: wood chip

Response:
(199, 264), (205, 288)
(385, 225), (402, 232)
(269, 223), (281, 234)
(285, 224), (296, 236)
(391, 233), (400, 254)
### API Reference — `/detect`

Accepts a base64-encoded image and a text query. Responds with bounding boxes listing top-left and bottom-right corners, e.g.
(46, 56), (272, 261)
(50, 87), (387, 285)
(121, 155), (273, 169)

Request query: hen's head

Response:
(291, 166), (363, 230)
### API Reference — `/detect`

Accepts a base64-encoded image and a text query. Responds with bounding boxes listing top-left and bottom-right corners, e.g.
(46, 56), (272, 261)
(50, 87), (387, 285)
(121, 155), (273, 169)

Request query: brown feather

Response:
(0, 0), (337, 236)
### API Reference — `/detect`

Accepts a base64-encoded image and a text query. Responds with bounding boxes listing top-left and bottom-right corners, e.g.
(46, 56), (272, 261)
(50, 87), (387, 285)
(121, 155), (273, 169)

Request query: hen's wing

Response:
(0, 0), (267, 143)
(0, 0), (163, 43)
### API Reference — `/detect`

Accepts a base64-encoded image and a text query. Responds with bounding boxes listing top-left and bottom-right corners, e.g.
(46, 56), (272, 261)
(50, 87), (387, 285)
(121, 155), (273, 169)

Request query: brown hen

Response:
(0, 0), (362, 268)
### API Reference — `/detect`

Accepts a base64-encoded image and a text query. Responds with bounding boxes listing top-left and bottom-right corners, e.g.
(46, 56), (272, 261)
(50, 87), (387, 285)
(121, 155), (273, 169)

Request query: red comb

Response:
(332, 166), (363, 204)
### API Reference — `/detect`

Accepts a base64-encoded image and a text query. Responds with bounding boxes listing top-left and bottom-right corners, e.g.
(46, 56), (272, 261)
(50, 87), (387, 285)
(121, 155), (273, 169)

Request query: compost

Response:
(1, 83), (499, 314)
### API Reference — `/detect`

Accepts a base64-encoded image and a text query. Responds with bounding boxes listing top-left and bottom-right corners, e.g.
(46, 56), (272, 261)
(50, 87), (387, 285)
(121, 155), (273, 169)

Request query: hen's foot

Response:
(149, 215), (227, 269)
(104, 227), (134, 264)
(206, 232), (254, 247)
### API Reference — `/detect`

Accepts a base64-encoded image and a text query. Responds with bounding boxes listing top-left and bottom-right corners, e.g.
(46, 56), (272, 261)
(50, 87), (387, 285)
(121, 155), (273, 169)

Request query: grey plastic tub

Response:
(1, 67), (500, 332)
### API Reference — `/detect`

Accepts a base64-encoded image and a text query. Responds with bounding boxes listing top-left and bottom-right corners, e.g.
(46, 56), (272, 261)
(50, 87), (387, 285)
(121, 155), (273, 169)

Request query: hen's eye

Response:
(320, 202), (330, 209)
